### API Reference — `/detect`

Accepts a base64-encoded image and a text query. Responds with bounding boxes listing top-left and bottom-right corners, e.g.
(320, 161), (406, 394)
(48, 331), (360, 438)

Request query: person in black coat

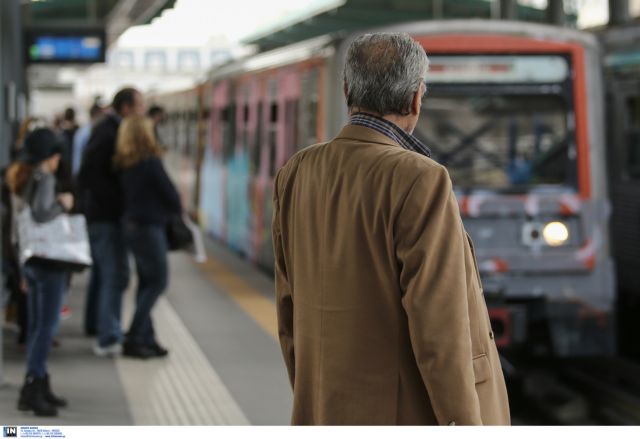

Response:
(113, 115), (182, 358)
(76, 87), (145, 356)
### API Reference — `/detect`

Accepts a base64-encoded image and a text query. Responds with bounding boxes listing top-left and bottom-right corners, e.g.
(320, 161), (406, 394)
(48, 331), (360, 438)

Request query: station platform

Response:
(0, 239), (292, 425)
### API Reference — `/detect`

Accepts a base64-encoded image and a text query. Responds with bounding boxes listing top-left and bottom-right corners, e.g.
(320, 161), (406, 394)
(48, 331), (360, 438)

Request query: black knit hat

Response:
(21, 128), (64, 165)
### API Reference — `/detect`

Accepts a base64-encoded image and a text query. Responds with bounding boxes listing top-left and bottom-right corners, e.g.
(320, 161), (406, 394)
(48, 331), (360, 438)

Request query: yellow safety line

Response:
(196, 256), (278, 341)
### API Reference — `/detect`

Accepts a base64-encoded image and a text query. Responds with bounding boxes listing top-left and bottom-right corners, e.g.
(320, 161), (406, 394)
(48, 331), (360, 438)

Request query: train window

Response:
(252, 102), (263, 175)
(417, 94), (572, 191)
(269, 101), (278, 177)
(269, 131), (277, 177)
(300, 69), (319, 147)
(627, 97), (640, 178)
(178, 113), (187, 155)
(189, 111), (198, 159)
(156, 115), (169, 149)
(183, 112), (191, 156)
(221, 104), (236, 161)
(285, 100), (299, 158)
(238, 102), (250, 153)
(221, 106), (231, 122)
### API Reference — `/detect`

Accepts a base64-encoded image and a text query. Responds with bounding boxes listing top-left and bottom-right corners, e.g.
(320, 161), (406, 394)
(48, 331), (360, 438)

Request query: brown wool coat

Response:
(272, 124), (510, 425)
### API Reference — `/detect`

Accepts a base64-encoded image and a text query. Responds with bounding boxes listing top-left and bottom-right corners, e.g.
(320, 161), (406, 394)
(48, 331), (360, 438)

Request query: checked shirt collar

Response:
(349, 112), (431, 158)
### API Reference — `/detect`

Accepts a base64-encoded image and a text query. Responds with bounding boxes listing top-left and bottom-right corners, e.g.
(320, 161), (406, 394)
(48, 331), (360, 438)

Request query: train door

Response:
(608, 77), (640, 360)
(224, 83), (252, 253)
(247, 77), (278, 265)
(200, 81), (232, 241)
(299, 67), (321, 148)
(194, 85), (209, 222)
(278, 69), (301, 167)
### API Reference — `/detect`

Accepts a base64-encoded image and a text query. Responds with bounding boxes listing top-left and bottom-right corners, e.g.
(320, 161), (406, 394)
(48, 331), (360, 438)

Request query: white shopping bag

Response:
(17, 207), (93, 270)
(182, 213), (207, 263)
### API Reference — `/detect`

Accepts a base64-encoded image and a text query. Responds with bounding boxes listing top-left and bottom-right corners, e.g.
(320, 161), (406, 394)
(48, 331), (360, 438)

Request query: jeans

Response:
(24, 264), (66, 378)
(88, 222), (130, 347)
(124, 222), (168, 346)
(84, 264), (99, 335)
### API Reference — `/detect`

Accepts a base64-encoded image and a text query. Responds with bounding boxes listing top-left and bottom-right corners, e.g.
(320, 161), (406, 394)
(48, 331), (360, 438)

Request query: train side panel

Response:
(199, 59), (328, 267)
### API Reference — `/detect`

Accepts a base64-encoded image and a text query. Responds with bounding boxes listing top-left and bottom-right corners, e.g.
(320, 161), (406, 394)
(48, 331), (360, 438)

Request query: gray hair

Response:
(344, 32), (429, 116)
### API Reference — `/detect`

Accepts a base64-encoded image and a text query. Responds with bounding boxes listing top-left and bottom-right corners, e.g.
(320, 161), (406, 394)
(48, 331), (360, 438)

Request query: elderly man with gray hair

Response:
(272, 33), (510, 425)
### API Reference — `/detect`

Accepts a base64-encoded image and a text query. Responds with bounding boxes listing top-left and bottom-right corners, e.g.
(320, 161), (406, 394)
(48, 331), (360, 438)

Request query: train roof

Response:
(243, 0), (574, 52)
(597, 21), (640, 50)
(597, 22), (640, 70)
(207, 19), (600, 82)
(209, 34), (337, 80)
(367, 20), (599, 50)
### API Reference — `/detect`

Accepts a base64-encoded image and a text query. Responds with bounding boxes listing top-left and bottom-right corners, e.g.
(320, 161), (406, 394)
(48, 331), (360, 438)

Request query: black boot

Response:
(17, 376), (58, 417)
(148, 341), (169, 357)
(122, 342), (155, 359)
(43, 374), (67, 408)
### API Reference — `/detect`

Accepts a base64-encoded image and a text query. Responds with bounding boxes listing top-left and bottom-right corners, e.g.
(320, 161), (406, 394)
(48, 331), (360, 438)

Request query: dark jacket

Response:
(120, 156), (181, 226)
(76, 114), (123, 223)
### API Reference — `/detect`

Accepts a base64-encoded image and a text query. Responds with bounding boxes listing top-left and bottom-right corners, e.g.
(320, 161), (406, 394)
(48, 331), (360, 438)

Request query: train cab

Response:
(399, 21), (615, 356)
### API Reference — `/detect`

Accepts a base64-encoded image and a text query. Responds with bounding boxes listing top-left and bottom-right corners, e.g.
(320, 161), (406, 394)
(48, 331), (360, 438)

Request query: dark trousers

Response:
(84, 260), (99, 335)
(88, 222), (130, 347)
(24, 264), (66, 378)
(124, 222), (168, 346)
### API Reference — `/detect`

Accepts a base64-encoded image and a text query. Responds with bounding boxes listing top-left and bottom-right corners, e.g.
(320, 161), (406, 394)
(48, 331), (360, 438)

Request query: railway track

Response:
(506, 355), (640, 425)
(557, 357), (640, 425)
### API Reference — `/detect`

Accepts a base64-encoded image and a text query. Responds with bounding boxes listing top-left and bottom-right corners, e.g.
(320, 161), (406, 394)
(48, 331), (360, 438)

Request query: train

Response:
(599, 22), (640, 361)
(151, 19), (632, 359)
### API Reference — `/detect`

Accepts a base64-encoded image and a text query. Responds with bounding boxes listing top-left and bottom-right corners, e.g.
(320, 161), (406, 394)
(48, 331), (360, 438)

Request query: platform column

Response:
(493, 0), (517, 20)
(609, 0), (630, 25)
(547, 0), (566, 26)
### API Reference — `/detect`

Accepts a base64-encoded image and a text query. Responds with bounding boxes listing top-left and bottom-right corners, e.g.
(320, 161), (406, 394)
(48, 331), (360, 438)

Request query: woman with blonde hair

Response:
(114, 115), (181, 359)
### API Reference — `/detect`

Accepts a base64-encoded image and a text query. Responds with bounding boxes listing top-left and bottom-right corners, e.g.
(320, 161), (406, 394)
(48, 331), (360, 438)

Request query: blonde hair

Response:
(113, 116), (162, 169)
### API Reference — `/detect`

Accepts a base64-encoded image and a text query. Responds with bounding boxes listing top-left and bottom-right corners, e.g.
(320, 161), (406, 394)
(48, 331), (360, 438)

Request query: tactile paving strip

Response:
(117, 296), (250, 425)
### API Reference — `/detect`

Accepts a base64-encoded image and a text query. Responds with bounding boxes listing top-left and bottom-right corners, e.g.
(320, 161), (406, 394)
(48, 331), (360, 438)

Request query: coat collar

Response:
(335, 122), (431, 158)
(334, 124), (404, 149)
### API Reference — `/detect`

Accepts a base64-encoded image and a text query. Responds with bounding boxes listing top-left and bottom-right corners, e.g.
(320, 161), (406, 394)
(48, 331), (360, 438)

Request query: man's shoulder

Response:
(387, 146), (444, 173)
(279, 138), (446, 181)
(86, 116), (117, 149)
(356, 139), (449, 187)
(279, 142), (327, 173)
(91, 115), (117, 137)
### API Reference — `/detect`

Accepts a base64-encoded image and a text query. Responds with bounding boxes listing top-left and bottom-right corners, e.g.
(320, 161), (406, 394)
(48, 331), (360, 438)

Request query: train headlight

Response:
(543, 222), (569, 247)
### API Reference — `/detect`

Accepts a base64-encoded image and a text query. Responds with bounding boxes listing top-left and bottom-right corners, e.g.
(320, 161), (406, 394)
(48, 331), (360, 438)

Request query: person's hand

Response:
(58, 193), (74, 211)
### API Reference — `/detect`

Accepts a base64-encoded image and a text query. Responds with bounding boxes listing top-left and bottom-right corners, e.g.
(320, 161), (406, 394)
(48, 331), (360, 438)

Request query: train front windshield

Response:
(415, 54), (576, 192)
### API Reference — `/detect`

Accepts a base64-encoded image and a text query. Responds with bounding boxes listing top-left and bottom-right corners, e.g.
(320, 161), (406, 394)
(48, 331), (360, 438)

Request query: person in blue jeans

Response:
(113, 115), (182, 359)
(6, 128), (75, 416)
(77, 88), (145, 356)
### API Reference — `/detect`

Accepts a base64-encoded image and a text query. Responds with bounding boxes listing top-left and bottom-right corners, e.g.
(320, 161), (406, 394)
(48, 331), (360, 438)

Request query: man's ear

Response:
(410, 85), (422, 116)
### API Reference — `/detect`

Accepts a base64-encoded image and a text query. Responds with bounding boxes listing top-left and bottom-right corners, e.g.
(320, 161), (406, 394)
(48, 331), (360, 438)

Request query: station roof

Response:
(22, 0), (176, 45)
(244, 0), (573, 52)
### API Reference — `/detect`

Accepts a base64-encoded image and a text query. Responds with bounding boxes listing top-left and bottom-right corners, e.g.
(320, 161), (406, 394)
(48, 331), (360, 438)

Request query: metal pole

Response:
(609, 0), (630, 25)
(547, 0), (566, 26)
(0, 0), (6, 387)
(432, 0), (444, 19)
(497, 0), (518, 20)
(88, 0), (98, 25)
